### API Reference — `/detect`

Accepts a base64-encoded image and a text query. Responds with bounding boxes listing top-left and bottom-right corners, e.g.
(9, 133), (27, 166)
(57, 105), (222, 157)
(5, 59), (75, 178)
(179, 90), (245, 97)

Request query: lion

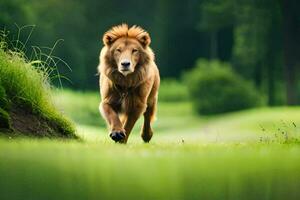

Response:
(98, 24), (160, 143)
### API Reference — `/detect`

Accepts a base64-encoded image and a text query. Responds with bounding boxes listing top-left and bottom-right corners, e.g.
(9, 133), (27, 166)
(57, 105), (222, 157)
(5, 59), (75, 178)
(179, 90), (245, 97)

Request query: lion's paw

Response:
(110, 131), (126, 143)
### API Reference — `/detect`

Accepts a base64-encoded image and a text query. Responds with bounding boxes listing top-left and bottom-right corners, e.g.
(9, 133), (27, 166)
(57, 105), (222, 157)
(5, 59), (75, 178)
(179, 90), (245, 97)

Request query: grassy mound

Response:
(0, 38), (77, 138)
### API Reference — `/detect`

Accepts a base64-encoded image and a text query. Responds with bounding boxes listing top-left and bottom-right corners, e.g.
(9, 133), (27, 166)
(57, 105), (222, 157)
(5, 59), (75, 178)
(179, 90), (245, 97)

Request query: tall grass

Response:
(0, 26), (76, 137)
(1, 25), (72, 87)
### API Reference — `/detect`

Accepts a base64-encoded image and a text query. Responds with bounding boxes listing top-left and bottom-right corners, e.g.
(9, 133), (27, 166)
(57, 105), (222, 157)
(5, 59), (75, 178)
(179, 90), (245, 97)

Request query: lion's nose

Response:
(121, 61), (131, 68)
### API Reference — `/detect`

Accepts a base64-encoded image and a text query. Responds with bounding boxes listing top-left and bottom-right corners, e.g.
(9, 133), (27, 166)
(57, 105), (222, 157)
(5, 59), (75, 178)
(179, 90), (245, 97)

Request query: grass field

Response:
(1, 90), (300, 200)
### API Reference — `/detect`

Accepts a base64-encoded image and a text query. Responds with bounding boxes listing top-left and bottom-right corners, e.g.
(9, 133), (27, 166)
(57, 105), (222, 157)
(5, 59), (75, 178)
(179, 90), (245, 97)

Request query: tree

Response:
(198, 0), (234, 59)
(233, 0), (282, 106)
(199, 0), (286, 106)
(281, 0), (300, 105)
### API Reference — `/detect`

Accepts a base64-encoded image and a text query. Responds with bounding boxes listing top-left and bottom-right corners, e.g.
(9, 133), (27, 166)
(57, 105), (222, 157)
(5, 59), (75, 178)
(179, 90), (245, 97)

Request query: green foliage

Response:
(0, 81), (10, 129)
(158, 79), (189, 102)
(198, 0), (287, 105)
(183, 59), (263, 115)
(231, 0), (277, 78)
(0, 83), (8, 109)
(0, 34), (76, 137)
(198, 0), (234, 32)
(0, 108), (10, 129)
(0, 0), (28, 27)
(0, 49), (49, 110)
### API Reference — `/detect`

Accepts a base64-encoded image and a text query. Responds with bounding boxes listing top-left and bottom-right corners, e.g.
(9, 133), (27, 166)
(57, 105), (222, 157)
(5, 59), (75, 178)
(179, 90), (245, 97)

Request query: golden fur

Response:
(98, 24), (160, 143)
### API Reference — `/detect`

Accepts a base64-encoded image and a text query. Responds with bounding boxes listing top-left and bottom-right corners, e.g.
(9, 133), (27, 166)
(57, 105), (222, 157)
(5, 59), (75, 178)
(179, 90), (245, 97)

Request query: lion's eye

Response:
(116, 48), (121, 53)
(132, 49), (138, 53)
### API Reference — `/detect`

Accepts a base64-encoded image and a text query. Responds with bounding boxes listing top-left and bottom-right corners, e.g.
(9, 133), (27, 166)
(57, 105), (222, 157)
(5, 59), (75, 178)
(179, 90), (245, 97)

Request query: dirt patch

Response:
(5, 106), (77, 138)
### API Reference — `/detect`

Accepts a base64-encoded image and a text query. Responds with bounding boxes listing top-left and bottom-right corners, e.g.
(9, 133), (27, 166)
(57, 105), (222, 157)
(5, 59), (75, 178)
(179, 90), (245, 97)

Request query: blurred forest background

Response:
(1, 0), (299, 110)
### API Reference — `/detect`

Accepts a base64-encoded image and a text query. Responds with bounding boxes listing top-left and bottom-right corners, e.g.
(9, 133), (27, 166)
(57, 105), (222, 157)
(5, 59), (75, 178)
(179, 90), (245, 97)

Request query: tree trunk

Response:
(281, 0), (300, 105)
(267, 61), (275, 106)
(210, 31), (218, 59)
(254, 61), (262, 88)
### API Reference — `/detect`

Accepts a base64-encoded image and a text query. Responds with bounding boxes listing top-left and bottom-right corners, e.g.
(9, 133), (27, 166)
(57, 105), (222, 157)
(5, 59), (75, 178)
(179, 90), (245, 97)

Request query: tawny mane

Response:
(103, 24), (151, 47)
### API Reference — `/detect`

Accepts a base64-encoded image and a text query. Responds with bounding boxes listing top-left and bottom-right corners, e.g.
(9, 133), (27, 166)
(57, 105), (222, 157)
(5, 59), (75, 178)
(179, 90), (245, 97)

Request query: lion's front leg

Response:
(99, 102), (126, 143)
(141, 101), (156, 143)
(123, 103), (147, 143)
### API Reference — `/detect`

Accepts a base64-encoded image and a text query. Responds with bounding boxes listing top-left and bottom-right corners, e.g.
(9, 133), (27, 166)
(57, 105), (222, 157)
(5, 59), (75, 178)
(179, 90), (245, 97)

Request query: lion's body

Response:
(98, 24), (160, 143)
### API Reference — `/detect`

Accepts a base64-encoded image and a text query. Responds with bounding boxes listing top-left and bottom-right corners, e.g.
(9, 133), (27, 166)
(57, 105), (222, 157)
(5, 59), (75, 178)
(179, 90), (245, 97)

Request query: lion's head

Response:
(102, 24), (151, 76)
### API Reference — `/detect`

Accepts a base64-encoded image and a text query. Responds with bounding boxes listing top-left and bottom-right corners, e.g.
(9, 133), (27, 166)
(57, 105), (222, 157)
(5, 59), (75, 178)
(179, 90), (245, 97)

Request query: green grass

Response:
(53, 89), (104, 127)
(53, 90), (300, 142)
(1, 139), (300, 200)
(0, 35), (76, 137)
(1, 90), (300, 200)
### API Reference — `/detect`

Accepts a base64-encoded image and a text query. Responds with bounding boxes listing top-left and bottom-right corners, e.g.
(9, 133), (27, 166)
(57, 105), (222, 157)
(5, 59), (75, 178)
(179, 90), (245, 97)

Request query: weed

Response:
(259, 121), (300, 144)
(0, 25), (76, 138)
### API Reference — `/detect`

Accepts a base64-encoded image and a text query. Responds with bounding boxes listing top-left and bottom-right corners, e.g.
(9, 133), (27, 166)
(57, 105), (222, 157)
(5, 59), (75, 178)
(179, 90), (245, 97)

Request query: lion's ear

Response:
(103, 33), (116, 46)
(137, 32), (151, 47)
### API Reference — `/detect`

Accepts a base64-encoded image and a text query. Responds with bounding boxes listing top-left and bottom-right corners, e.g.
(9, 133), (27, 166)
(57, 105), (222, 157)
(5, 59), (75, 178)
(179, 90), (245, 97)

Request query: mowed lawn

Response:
(1, 90), (300, 200)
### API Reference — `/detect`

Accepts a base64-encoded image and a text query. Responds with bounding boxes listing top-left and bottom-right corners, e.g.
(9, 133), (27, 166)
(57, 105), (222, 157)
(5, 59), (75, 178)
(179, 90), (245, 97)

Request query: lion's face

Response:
(111, 38), (142, 76)
(102, 24), (151, 77)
